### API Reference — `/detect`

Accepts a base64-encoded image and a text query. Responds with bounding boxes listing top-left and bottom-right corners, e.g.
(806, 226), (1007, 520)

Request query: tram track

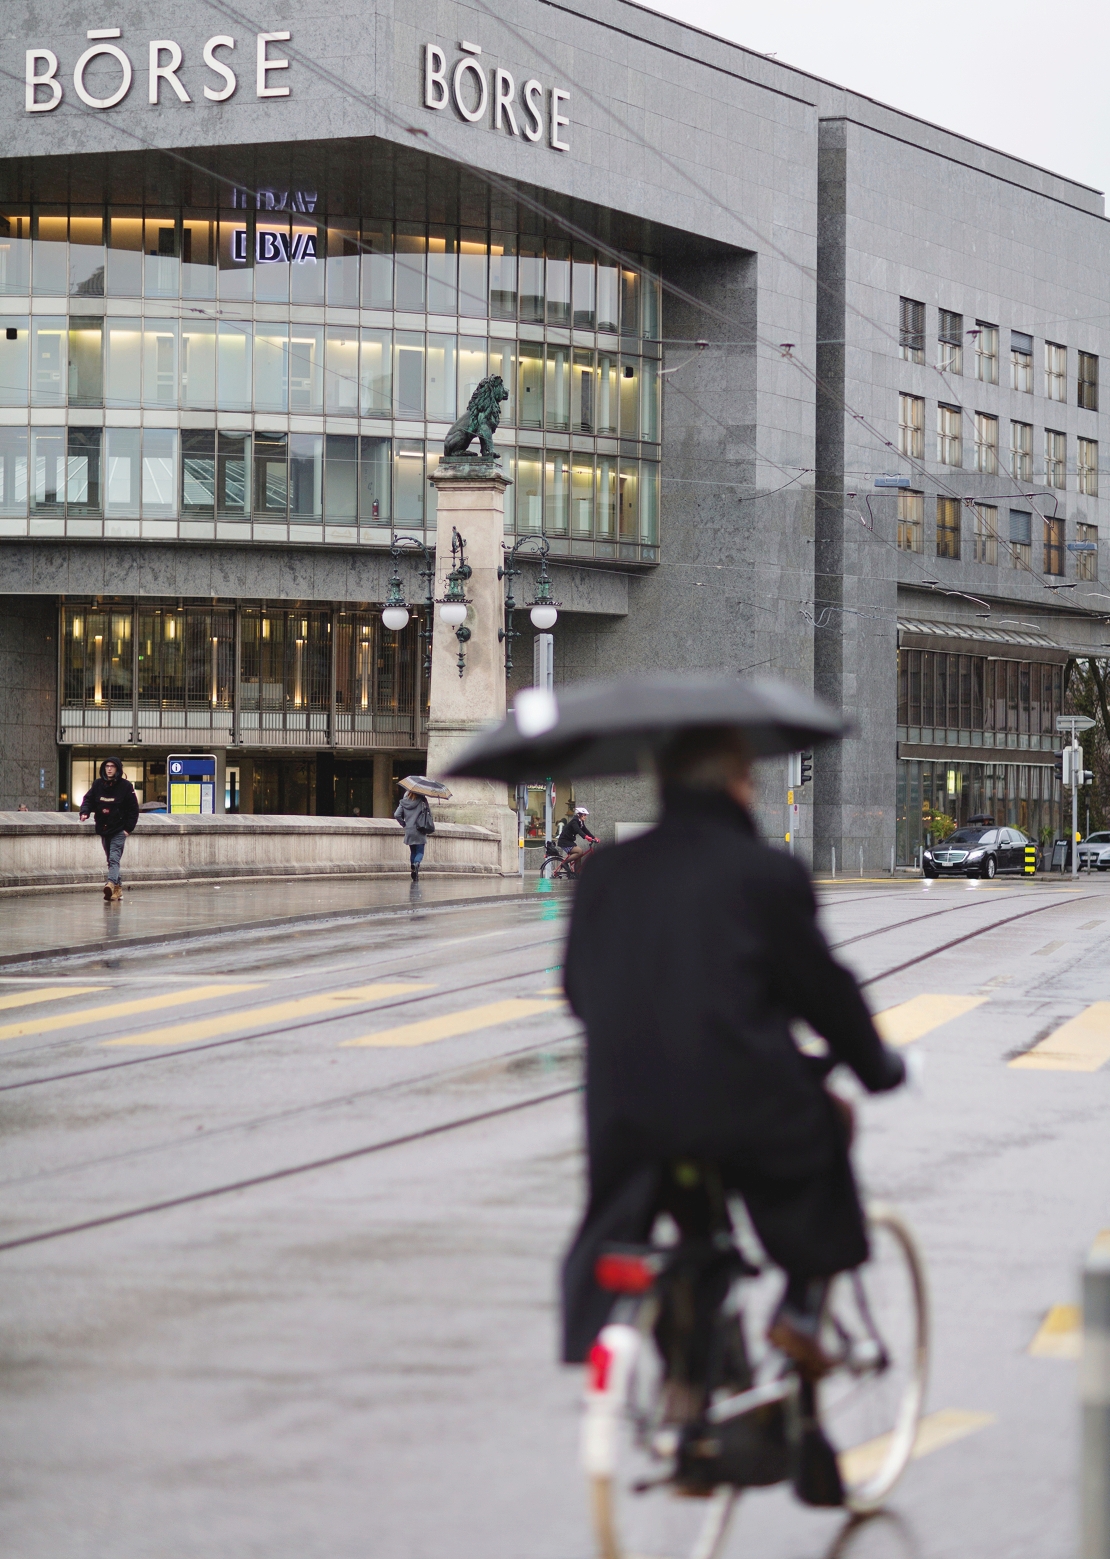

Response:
(0, 883), (1099, 1255)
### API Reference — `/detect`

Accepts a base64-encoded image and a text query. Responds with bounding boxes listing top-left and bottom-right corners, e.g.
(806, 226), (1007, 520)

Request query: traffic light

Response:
(1055, 749), (1082, 786)
(787, 752), (801, 788)
(800, 751), (813, 786)
(1083, 770), (1095, 787)
(1054, 751), (1065, 784)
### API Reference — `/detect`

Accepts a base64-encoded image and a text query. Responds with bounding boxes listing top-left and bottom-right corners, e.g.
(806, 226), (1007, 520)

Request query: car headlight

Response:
(923, 849), (933, 858)
(966, 848), (985, 859)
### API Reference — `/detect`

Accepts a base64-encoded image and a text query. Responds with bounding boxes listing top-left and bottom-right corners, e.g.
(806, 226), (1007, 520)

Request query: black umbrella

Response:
(447, 674), (850, 782)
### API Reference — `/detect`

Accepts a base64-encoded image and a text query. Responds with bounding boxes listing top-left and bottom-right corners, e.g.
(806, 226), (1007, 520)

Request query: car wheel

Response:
(979, 855), (997, 879)
(923, 866), (938, 879)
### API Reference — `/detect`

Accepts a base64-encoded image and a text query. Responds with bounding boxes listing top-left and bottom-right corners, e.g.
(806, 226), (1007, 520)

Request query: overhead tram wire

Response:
(0, 887), (1098, 1255)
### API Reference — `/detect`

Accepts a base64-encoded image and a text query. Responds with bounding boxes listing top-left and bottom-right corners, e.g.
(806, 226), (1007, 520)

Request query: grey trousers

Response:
(100, 831), (127, 885)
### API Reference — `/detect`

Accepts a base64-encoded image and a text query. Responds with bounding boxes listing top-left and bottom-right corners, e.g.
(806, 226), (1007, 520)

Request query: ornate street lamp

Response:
(437, 527), (472, 678)
(380, 534), (436, 677)
(498, 536), (561, 677)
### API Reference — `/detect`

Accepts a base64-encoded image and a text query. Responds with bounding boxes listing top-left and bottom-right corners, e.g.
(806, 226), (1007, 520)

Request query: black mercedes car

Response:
(922, 824), (1037, 879)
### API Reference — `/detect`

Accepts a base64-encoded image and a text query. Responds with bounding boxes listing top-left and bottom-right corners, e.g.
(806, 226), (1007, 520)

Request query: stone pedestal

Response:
(424, 456), (518, 873)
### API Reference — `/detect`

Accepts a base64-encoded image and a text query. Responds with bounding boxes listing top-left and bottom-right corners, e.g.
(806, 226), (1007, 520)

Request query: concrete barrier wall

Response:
(0, 813), (502, 890)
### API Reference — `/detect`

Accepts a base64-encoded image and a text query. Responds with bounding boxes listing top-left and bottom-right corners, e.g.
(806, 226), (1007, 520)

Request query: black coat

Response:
(560, 785), (903, 1360)
(80, 759), (139, 838)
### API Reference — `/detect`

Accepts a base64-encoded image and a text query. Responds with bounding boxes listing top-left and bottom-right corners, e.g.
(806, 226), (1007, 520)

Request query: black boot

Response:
(410, 865), (419, 882)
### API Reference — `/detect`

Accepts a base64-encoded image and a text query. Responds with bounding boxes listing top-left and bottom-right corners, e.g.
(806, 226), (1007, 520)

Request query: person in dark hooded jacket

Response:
(394, 790), (434, 881)
(79, 757), (139, 902)
(560, 725), (905, 1380)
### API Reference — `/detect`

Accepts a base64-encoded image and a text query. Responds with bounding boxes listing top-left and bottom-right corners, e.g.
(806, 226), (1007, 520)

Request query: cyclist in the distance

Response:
(557, 804), (598, 869)
(560, 726), (905, 1380)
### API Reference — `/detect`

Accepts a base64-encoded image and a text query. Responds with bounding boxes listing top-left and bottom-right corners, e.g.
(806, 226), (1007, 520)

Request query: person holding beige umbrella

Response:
(393, 775), (452, 882)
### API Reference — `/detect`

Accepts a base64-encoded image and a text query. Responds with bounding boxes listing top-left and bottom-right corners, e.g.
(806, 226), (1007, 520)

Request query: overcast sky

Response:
(644, 0), (1110, 200)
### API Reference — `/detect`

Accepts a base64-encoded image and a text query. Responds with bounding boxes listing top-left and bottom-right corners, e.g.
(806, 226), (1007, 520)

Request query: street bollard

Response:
(1082, 1234), (1110, 1558)
(859, 845), (864, 878)
(831, 847), (836, 878)
(890, 846), (895, 875)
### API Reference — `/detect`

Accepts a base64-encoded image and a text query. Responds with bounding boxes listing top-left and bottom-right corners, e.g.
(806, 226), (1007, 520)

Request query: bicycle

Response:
(581, 1199), (928, 1559)
(540, 839), (596, 879)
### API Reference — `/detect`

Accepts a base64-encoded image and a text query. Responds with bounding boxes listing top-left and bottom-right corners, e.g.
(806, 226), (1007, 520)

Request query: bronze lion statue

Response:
(443, 375), (508, 459)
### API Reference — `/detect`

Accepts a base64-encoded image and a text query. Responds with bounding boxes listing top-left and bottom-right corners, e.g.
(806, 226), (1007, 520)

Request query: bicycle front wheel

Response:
(819, 1203), (929, 1514)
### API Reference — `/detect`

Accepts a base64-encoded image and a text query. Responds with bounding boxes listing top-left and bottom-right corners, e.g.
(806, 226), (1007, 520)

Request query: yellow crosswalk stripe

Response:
(0, 985), (260, 1042)
(874, 994), (987, 1046)
(0, 985), (105, 1013)
(838, 1408), (995, 1485)
(343, 997), (557, 1049)
(1010, 1002), (1110, 1071)
(1029, 1305), (1081, 1359)
(103, 984), (430, 1048)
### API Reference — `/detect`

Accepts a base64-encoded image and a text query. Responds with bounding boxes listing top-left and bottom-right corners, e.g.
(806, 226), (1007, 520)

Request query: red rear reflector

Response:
(588, 1339), (612, 1392)
(595, 1252), (657, 1294)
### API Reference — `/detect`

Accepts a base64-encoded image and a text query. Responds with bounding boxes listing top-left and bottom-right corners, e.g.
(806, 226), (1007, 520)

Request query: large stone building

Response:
(0, 0), (1107, 865)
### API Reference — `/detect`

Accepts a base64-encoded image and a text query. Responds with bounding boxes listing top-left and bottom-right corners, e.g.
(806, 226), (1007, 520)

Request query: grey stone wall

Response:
(0, 599), (58, 811)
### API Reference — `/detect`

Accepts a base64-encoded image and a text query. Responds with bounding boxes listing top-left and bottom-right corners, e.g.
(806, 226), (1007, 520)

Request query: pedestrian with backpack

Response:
(79, 756), (139, 902)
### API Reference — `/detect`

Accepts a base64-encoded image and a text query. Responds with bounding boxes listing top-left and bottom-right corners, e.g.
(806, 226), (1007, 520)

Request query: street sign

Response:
(1057, 715), (1096, 732)
(167, 754), (217, 815)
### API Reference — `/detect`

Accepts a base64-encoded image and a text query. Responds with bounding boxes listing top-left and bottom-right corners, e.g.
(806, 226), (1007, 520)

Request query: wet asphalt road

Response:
(0, 872), (1107, 1558)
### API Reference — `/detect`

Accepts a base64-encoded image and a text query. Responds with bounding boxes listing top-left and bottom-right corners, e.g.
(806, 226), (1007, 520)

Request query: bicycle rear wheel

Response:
(540, 856), (560, 879)
(819, 1204), (929, 1514)
(585, 1325), (739, 1559)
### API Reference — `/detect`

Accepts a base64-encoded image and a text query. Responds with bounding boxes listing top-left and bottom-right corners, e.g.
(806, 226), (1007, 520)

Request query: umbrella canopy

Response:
(399, 775), (453, 799)
(447, 674), (849, 783)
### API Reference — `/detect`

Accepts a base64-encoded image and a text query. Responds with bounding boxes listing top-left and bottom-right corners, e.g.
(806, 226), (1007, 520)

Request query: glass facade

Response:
(897, 759), (1061, 866)
(59, 601), (426, 750)
(897, 649), (1065, 751)
(0, 182), (662, 559)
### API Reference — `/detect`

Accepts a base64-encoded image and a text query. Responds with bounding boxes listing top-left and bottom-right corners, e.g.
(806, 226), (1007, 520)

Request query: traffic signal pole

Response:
(1073, 735), (1080, 880)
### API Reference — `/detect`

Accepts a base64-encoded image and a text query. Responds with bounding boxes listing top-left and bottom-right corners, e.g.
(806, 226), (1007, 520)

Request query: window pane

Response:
(572, 454), (594, 537)
(31, 316), (66, 406)
(458, 231), (487, 318)
(181, 320), (216, 408)
(143, 213), (179, 299)
(545, 450), (569, 535)
(182, 215), (216, 300)
(0, 425), (28, 513)
(254, 432), (288, 516)
(596, 349), (618, 435)
(107, 213), (142, 298)
(426, 334), (457, 421)
(254, 215), (290, 303)
(359, 435), (390, 525)
(325, 221), (360, 307)
(32, 210), (67, 296)
(546, 344), (570, 431)
(325, 433), (358, 521)
(142, 428), (178, 516)
(597, 262), (619, 333)
(518, 241), (543, 322)
(288, 324), (323, 413)
(217, 432), (250, 518)
(618, 461), (638, 540)
(394, 332), (424, 417)
(361, 225), (393, 309)
(620, 357), (639, 439)
(546, 240), (570, 326)
(289, 221), (323, 304)
(393, 438), (425, 525)
(325, 326), (360, 415)
(182, 430), (216, 515)
(640, 461), (659, 543)
(66, 427), (101, 514)
(360, 328), (391, 416)
(218, 211), (252, 302)
(640, 357), (660, 442)
(394, 226), (426, 312)
(486, 339), (515, 424)
(572, 348), (595, 434)
(0, 319), (28, 405)
(69, 213), (105, 297)
(217, 320), (252, 411)
(518, 341), (543, 428)
(572, 247), (596, 328)
(254, 324), (289, 413)
(489, 235), (516, 319)
(142, 320), (178, 407)
(457, 337), (487, 415)
(289, 432), (323, 519)
(0, 210), (31, 295)
(516, 447), (542, 532)
(105, 427), (141, 516)
(597, 456), (617, 540)
(427, 228), (458, 314)
(620, 268), (641, 337)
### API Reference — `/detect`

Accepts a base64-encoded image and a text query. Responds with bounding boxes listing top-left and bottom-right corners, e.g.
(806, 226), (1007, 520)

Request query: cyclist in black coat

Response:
(560, 728), (904, 1371)
(79, 756), (139, 902)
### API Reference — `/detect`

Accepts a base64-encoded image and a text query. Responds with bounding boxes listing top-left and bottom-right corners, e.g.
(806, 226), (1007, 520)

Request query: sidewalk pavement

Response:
(0, 875), (560, 967)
